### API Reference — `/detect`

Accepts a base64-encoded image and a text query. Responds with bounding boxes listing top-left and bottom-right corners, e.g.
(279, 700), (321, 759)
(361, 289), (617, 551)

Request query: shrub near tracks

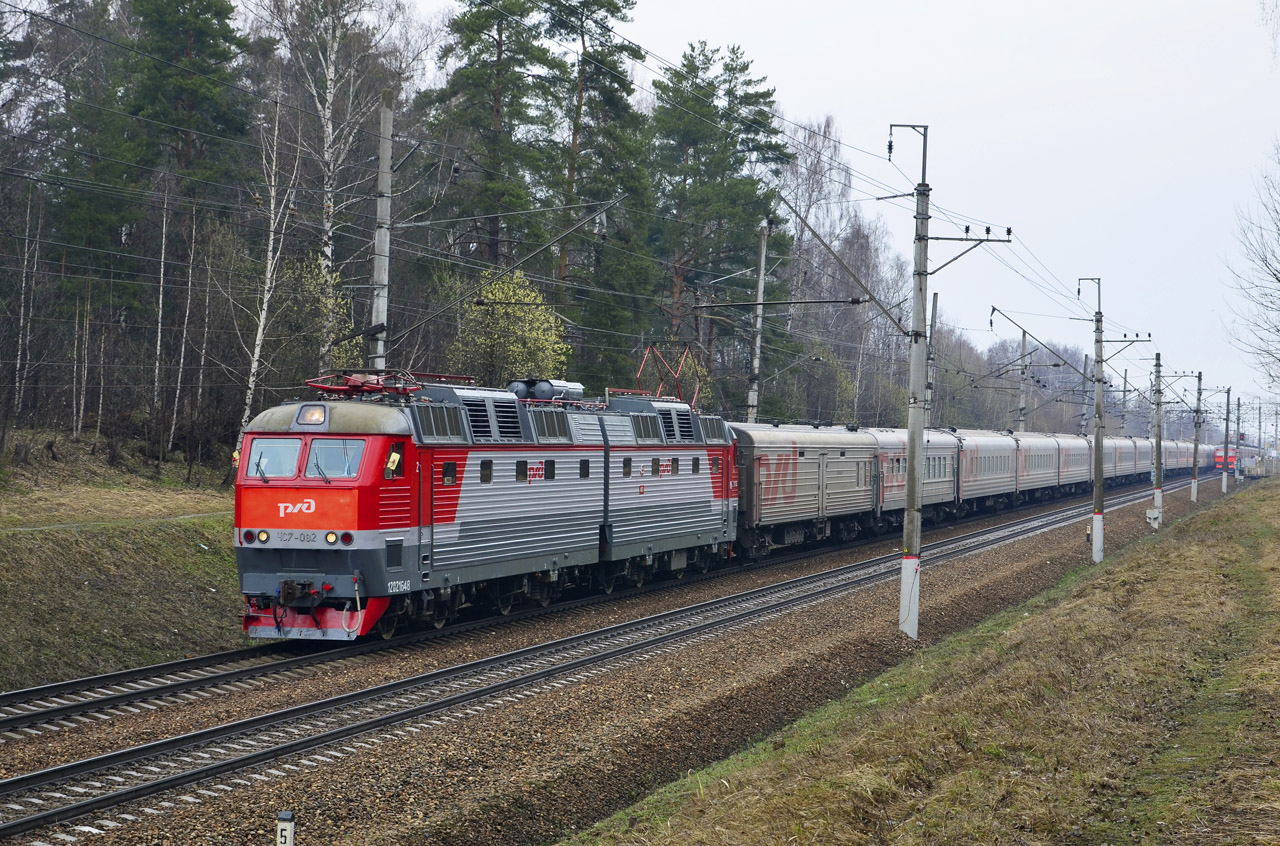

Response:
(570, 481), (1280, 845)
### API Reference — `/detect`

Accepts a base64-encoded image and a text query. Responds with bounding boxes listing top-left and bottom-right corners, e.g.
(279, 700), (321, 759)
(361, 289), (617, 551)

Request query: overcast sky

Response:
(610, 0), (1280, 422)
(418, 1), (1280, 423)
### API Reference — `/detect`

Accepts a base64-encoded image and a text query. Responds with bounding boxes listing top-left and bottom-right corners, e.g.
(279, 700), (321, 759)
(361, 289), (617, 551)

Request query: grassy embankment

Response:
(0, 434), (245, 691)
(570, 481), (1280, 845)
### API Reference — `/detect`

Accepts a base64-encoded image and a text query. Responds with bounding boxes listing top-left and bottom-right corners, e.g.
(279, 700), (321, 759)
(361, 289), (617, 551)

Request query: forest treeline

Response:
(0, 0), (1177, 468)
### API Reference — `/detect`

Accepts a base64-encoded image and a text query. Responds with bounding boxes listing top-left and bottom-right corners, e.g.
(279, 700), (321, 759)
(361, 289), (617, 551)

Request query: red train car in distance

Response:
(1214, 447), (1236, 471)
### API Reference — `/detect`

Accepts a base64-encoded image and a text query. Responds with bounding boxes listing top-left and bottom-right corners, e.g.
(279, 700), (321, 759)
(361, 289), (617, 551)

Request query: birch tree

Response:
(235, 83), (301, 445)
(257, 0), (427, 370)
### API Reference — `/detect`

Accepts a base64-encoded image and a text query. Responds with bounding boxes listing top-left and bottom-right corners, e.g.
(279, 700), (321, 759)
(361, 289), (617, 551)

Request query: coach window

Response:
(480, 459), (493, 484)
(442, 462), (457, 486)
(693, 456), (700, 474)
(652, 457), (661, 477)
(384, 443), (405, 480)
(546, 460), (556, 480)
(579, 459), (590, 479)
(516, 460), (528, 482)
(623, 457), (632, 478)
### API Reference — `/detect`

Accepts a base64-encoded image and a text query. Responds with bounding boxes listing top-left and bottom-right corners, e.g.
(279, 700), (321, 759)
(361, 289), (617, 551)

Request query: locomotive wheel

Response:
(495, 591), (514, 616)
(536, 590), (552, 607)
(599, 574), (616, 594)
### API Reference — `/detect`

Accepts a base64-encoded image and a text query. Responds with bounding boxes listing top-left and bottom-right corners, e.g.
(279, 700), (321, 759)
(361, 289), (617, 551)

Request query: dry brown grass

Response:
(571, 482), (1280, 845)
(0, 431), (230, 528)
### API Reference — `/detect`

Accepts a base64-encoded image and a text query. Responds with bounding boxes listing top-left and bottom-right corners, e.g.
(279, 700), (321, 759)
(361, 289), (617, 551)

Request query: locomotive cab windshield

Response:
(245, 437), (301, 479)
(304, 438), (366, 479)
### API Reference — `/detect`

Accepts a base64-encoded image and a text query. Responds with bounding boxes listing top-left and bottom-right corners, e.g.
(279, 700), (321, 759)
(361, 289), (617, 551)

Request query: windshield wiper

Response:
(311, 458), (331, 484)
(254, 456), (269, 484)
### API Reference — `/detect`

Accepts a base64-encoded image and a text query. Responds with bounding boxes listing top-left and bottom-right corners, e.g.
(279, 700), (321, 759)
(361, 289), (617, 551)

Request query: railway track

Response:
(0, 474), (1192, 741)
(0, 478), (1202, 841)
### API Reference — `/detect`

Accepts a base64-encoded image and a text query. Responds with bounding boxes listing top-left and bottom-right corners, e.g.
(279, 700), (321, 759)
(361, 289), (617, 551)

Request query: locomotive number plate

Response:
(387, 580), (412, 593)
(275, 531), (318, 543)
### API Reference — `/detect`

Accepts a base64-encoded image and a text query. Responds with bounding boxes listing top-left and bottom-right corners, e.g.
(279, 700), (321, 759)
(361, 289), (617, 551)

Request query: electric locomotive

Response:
(235, 372), (737, 639)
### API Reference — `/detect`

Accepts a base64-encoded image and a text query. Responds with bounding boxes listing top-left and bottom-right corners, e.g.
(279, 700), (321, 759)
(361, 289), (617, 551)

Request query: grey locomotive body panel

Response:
(429, 448), (605, 583)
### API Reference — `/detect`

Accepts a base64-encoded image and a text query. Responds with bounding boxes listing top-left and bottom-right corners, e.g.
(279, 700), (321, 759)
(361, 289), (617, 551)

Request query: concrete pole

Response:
(1223, 387), (1231, 494)
(1236, 396), (1243, 480)
(1191, 371), (1202, 503)
(1121, 369), (1129, 435)
(1080, 355), (1090, 436)
(1017, 329), (1027, 432)
(1091, 305), (1105, 563)
(925, 291), (939, 427)
(899, 179), (930, 641)
(745, 223), (767, 423)
(370, 89), (393, 370)
(1151, 353), (1163, 528)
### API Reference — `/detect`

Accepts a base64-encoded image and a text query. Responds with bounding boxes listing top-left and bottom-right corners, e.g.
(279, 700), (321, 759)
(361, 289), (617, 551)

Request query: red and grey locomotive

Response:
(235, 372), (737, 639)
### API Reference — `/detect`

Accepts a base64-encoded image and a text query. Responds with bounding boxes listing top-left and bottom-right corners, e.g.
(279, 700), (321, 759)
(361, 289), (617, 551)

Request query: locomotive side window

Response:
(517, 460), (528, 482)
(442, 462), (457, 485)
(623, 457), (632, 477)
(579, 459), (590, 478)
(546, 460), (556, 480)
(305, 438), (365, 479)
(671, 458), (680, 475)
(384, 443), (405, 479)
(480, 460), (493, 484)
(652, 457), (660, 477)
(693, 456), (700, 474)
(711, 456), (720, 474)
(246, 437), (301, 478)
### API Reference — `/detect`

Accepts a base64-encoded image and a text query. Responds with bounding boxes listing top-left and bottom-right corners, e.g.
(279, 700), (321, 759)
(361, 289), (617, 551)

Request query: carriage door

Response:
(418, 449), (433, 576)
(817, 451), (828, 519)
(718, 450), (731, 531)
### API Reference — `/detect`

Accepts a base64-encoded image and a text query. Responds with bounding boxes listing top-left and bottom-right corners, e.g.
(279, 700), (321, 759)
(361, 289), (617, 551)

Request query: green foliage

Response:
(421, 0), (569, 266)
(449, 271), (571, 386)
(648, 43), (793, 400)
(128, 0), (249, 181)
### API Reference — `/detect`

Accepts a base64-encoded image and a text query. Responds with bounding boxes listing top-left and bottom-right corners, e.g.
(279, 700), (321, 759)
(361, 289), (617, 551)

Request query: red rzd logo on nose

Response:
(278, 499), (316, 517)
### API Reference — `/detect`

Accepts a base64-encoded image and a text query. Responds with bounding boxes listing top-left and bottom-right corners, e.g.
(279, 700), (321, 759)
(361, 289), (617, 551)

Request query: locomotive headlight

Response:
(297, 404), (327, 425)
(257, 530), (270, 543)
(325, 531), (338, 545)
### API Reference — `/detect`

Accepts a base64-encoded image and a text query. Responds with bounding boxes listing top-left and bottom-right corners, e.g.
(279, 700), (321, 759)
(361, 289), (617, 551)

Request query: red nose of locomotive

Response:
(236, 425), (399, 640)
